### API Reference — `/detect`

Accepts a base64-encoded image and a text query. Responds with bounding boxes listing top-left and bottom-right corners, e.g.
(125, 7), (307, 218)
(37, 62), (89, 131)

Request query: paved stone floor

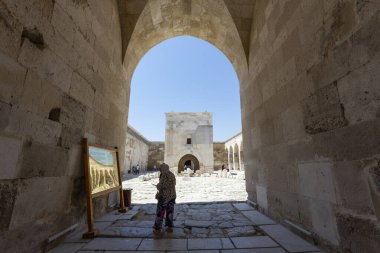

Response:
(49, 175), (323, 252)
(122, 173), (248, 204)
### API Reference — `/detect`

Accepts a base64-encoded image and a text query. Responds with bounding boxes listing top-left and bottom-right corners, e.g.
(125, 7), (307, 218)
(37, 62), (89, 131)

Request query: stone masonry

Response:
(124, 124), (150, 175)
(0, 0), (379, 252)
(165, 112), (214, 173)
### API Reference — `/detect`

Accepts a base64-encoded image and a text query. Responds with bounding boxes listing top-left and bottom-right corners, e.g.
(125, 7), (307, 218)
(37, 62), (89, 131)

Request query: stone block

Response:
(256, 185), (268, 210)
(51, 4), (76, 45)
(337, 56), (380, 125)
(267, 190), (300, 223)
(82, 238), (142, 251)
(48, 243), (86, 253)
(9, 177), (71, 229)
(0, 181), (18, 230)
(6, 107), (62, 145)
(336, 212), (380, 253)
(18, 39), (73, 93)
(18, 70), (62, 117)
(0, 135), (22, 179)
(93, 91), (110, 118)
(66, 144), (83, 177)
(302, 81), (348, 134)
(310, 199), (339, 246)
(333, 160), (374, 213)
(19, 142), (69, 178)
(73, 30), (95, 84)
(0, 51), (27, 104)
(138, 239), (187, 251)
(0, 101), (11, 130)
(231, 236), (279, 249)
(260, 224), (319, 252)
(44, 19), (78, 69)
(188, 238), (234, 250)
(60, 95), (86, 148)
(69, 72), (95, 108)
(0, 1), (23, 59)
(281, 104), (306, 143)
(298, 162), (336, 204)
(241, 210), (275, 225)
(312, 118), (380, 161)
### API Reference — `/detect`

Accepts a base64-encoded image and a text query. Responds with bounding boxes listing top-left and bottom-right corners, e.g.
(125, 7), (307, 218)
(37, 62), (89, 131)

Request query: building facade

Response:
(164, 112), (214, 173)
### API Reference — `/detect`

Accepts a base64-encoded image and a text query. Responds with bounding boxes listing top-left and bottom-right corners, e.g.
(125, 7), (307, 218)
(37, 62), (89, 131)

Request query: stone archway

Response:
(178, 154), (200, 173)
(123, 0), (249, 87)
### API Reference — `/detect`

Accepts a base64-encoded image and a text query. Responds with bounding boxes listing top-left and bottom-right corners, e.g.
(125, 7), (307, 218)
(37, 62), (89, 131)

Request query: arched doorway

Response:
(178, 154), (200, 173)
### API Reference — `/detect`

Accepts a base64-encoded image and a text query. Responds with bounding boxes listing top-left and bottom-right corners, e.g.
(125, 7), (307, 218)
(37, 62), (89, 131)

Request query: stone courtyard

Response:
(123, 173), (247, 204)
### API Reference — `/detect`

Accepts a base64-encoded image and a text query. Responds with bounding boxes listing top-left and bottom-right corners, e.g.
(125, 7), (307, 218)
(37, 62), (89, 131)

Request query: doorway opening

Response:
(178, 154), (200, 173)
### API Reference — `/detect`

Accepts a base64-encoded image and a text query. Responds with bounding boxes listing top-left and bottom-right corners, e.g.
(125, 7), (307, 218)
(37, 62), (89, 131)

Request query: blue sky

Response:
(128, 36), (241, 142)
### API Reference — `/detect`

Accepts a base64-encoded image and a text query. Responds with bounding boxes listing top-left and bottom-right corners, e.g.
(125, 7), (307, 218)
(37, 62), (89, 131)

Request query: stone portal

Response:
(178, 154), (200, 173)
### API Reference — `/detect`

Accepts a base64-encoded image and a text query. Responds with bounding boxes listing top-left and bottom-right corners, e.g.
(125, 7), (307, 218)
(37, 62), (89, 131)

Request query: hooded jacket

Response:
(156, 163), (176, 200)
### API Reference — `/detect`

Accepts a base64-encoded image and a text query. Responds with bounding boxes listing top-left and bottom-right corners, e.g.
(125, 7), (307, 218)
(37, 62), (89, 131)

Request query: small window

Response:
(186, 138), (192, 144)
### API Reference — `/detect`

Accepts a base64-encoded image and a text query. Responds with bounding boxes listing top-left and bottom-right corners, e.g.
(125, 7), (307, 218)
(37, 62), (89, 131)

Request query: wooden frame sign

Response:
(82, 138), (126, 238)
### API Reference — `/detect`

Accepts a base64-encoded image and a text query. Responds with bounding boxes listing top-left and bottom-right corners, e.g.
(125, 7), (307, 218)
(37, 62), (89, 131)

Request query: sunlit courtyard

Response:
(123, 173), (248, 204)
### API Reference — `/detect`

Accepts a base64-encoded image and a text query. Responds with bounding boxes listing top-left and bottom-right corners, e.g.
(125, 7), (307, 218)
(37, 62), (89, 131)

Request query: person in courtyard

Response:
(136, 164), (140, 175)
(132, 166), (136, 175)
(153, 163), (176, 234)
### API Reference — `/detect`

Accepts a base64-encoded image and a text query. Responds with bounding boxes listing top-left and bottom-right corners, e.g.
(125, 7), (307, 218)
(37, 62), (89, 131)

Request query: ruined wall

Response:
(0, 0), (128, 252)
(213, 142), (228, 170)
(124, 125), (149, 176)
(243, 0), (380, 251)
(148, 142), (165, 170)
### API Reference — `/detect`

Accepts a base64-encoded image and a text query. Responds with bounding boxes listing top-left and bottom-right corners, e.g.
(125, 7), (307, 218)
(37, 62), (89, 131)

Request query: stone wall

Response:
(243, 0), (380, 251)
(124, 125), (149, 176)
(0, 0), (128, 252)
(213, 142), (228, 170)
(148, 142), (165, 170)
(165, 112), (214, 173)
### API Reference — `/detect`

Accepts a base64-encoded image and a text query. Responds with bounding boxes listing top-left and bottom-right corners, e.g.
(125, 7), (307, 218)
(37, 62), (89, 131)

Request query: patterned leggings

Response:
(154, 197), (175, 230)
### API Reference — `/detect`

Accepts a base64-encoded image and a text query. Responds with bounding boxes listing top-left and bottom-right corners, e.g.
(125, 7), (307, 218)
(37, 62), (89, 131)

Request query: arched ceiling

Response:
(117, 0), (255, 82)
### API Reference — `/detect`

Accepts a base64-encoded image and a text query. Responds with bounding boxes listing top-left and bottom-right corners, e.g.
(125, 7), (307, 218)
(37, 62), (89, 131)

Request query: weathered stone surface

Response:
(9, 177), (71, 229)
(260, 225), (319, 252)
(0, 135), (22, 179)
(310, 199), (339, 246)
(18, 70), (62, 117)
(0, 101), (11, 130)
(0, 1), (23, 59)
(165, 112), (214, 173)
(298, 162), (336, 204)
(0, 181), (18, 230)
(333, 160), (374, 214)
(18, 40), (73, 93)
(123, 125), (150, 175)
(60, 95), (86, 148)
(337, 212), (380, 253)
(302, 82), (348, 134)
(0, 51), (27, 104)
(19, 141), (69, 178)
(148, 141), (165, 169)
(6, 107), (62, 145)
